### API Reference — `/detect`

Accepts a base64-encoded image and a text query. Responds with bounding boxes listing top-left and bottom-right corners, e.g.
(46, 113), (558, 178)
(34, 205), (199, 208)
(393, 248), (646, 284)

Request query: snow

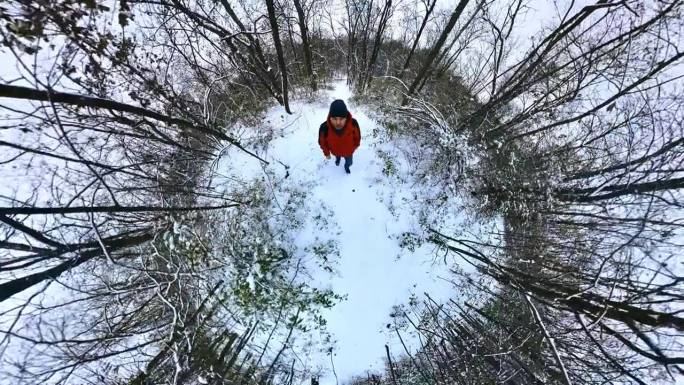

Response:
(216, 79), (458, 383)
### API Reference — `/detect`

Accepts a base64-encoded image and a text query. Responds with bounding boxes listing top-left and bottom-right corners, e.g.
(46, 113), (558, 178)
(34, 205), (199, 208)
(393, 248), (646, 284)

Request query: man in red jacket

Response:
(318, 100), (361, 174)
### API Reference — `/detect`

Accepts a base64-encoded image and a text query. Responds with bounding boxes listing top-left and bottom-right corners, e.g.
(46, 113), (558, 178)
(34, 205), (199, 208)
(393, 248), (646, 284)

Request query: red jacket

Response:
(318, 113), (361, 157)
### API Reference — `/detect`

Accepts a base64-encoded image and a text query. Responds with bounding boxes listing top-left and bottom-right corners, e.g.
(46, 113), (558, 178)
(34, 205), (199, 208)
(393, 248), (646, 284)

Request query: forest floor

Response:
(218, 79), (466, 383)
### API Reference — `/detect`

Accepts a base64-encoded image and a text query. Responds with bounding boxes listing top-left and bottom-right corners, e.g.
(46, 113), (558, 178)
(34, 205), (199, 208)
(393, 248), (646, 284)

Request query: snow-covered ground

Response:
(217, 80), (459, 383)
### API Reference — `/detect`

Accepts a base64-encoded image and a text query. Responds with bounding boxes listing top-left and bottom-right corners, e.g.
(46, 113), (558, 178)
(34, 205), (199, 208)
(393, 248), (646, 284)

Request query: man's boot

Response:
(335, 157), (340, 166)
(345, 166), (351, 174)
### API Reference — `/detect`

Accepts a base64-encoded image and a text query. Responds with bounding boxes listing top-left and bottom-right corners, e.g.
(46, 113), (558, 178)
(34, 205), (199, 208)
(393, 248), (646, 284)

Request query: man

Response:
(318, 99), (361, 174)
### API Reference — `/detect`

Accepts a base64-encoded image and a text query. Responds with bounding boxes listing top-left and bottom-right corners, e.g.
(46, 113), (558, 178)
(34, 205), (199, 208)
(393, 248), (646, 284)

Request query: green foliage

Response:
(205, 179), (341, 335)
(376, 149), (398, 177)
(306, 239), (338, 273)
(384, 121), (399, 136)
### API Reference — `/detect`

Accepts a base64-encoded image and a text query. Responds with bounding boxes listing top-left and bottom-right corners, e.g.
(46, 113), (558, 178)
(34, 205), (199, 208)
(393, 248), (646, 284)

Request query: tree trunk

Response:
(558, 176), (684, 203)
(399, 0), (436, 80)
(362, 0), (392, 92)
(266, 0), (292, 114)
(293, 0), (317, 91)
(0, 231), (153, 303)
(0, 84), (267, 163)
(0, 203), (240, 216)
(402, 0), (471, 104)
(356, 0), (373, 89)
(129, 281), (225, 385)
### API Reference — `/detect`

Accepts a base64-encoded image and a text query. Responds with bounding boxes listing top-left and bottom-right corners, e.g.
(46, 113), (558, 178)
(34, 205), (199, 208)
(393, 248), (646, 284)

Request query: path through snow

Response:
(220, 80), (455, 383)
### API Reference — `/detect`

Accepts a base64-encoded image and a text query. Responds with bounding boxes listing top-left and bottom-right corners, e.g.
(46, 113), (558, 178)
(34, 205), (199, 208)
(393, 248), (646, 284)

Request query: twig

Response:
(90, 214), (113, 265)
(329, 347), (339, 385)
(524, 294), (572, 385)
(385, 344), (399, 385)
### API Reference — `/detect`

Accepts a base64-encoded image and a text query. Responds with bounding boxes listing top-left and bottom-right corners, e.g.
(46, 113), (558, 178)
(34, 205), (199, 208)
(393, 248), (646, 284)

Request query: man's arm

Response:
(352, 119), (361, 149)
(318, 123), (330, 157)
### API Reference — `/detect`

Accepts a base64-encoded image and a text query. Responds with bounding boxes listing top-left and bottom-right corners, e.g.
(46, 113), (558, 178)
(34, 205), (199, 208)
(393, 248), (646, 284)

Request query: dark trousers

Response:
(335, 155), (353, 169)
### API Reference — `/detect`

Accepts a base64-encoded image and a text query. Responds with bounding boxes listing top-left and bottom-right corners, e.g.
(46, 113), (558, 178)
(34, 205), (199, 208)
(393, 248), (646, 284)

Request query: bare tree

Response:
(293, 0), (318, 91)
(399, 0), (437, 80)
(359, 0), (394, 92)
(266, 0), (293, 114)
(402, 0), (471, 104)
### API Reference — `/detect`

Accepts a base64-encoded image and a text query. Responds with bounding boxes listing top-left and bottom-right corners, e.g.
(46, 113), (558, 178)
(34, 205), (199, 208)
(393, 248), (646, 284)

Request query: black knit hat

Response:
(329, 99), (348, 118)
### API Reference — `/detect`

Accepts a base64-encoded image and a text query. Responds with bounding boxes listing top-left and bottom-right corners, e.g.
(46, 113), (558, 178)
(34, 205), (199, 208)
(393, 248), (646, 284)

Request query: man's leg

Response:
(335, 156), (341, 166)
(344, 155), (353, 174)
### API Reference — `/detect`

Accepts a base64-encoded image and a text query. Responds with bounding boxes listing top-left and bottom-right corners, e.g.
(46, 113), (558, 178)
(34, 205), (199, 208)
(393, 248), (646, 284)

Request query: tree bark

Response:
(0, 232), (153, 303)
(266, 0), (292, 114)
(0, 84), (268, 163)
(361, 0), (392, 92)
(399, 0), (436, 80)
(293, 0), (317, 91)
(218, 0), (284, 104)
(402, 0), (471, 104)
(558, 176), (684, 203)
(0, 203), (240, 216)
